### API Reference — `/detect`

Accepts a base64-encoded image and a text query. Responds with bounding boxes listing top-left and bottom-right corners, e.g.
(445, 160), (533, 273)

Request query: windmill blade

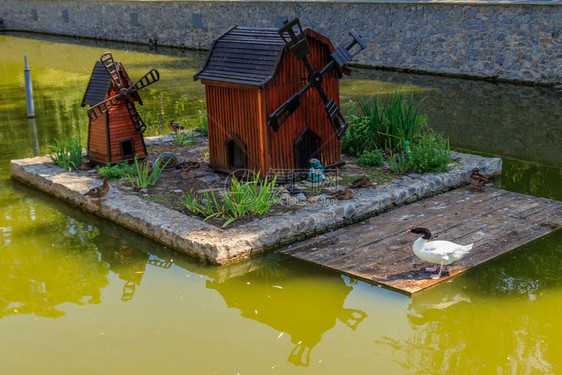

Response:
(267, 93), (302, 132)
(87, 92), (123, 121)
(124, 98), (147, 134)
(100, 52), (124, 90)
(308, 79), (349, 139)
(331, 31), (367, 67)
(267, 80), (314, 131)
(129, 69), (160, 93)
(324, 99), (349, 139)
(278, 18), (311, 61)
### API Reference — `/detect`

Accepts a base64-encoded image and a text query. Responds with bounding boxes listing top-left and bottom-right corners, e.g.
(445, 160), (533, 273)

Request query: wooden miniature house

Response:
(81, 61), (147, 165)
(194, 26), (351, 174)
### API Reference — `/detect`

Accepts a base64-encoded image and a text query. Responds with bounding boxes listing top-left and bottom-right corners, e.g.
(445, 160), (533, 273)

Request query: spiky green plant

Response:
(128, 157), (169, 189)
(179, 173), (281, 227)
(49, 136), (83, 171)
(387, 152), (411, 175)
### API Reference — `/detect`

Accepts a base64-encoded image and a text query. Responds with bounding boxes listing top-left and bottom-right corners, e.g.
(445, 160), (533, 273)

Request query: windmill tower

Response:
(81, 52), (160, 165)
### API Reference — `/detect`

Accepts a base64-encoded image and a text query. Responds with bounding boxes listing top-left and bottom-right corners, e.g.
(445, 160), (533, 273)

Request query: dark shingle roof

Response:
(193, 26), (287, 88)
(81, 61), (143, 107)
(81, 61), (113, 107)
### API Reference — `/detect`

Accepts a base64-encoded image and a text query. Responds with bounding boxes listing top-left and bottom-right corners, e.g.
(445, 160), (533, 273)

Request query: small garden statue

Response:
(404, 141), (413, 158)
(308, 158), (327, 182)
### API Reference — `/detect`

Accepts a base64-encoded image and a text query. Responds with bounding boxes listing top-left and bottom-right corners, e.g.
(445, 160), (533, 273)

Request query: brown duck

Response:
(349, 175), (373, 188)
(170, 119), (184, 134)
(329, 188), (354, 200)
(84, 177), (109, 201)
(470, 168), (490, 191)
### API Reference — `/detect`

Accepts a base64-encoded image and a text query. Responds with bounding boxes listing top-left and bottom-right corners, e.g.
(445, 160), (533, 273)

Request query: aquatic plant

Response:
(49, 136), (83, 171)
(96, 162), (136, 180)
(179, 173), (281, 227)
(357, 149), (385, 168)
(342, 91), (426, 155)
(408, 128), (453, 173)
(128, 157), (169, 189)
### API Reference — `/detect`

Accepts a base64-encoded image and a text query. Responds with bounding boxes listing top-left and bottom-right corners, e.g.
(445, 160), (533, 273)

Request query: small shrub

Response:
(128, 157), (169, 189)
(409, 129), (453, 173)
(97, 162), (135, 180)
(179, 174), (281, 227)
(49, 136), (83, 171)
(171, 131), (195, 145)
(357, 149), (385, 168)
(387, 152), (410, 175)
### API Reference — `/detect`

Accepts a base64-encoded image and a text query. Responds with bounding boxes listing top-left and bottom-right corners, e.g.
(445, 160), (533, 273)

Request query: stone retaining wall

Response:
(1, 0), (560, 84)
(10, 136), (502, 263)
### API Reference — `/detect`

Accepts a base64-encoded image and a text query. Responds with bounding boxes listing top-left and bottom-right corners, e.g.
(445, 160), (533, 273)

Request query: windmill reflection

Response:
(91, 229), (172, 302)
(206, 257), (367, 367)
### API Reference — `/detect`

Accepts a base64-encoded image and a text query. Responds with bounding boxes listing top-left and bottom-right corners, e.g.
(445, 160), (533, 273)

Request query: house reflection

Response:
(206, 258), (367, 366)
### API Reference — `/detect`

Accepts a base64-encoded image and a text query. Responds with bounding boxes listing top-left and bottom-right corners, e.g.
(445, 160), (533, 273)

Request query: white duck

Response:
(408, 227), (473, 279)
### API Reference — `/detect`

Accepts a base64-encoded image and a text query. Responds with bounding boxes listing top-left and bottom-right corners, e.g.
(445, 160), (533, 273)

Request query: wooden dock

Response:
(280, 187), (562, 294)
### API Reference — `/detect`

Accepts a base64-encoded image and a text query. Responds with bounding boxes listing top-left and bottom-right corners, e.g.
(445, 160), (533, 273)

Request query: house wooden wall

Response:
(88, 112), (108, 163)
(205, 85), (266, 172)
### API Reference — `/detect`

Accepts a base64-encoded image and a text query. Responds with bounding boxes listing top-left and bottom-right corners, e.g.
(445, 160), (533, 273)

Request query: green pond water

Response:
(1, 32), (561, 374)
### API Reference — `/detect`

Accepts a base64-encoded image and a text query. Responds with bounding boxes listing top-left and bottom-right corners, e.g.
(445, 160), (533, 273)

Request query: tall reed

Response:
(342, 91), (426, 155)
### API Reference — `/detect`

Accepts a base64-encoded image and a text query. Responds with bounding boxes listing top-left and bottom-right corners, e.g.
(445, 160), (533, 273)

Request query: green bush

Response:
(179, 174), (281, 227)
(49, 136), (83, 171)
(357, 149), (385, 168)
(97, 162), (136, 180)
(342, 91), (426, 156)
(409, 129), (453, 173)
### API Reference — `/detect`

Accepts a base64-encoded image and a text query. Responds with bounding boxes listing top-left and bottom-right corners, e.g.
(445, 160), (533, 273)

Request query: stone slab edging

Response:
(10, 148), (501, 264)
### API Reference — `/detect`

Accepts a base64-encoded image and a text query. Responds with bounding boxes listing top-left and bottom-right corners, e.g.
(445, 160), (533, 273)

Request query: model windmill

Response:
(81, 52), (160, 165)
(269, 19), (366, 139)
(194, 18), (365, 174)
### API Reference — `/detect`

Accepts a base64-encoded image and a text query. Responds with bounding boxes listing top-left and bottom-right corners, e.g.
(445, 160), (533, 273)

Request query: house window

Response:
(120, 139), (135, 159)
(227, 135), (247, 170)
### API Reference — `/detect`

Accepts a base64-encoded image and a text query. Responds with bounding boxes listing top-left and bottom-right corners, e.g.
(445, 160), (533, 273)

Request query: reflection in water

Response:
(27, 117), (39, 156)
(206, 260), (367, 367)
(498, 158), (562, 201)
(378, 230), (562, 374)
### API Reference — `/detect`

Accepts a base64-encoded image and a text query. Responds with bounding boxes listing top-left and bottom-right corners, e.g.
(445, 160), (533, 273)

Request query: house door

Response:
(227, 134), (247, 169)
(294, 127), (321, 170)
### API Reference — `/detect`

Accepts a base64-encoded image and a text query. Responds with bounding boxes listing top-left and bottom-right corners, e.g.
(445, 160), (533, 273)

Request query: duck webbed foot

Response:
(425, 264), (438, 272)
(430, 264), (445, 279)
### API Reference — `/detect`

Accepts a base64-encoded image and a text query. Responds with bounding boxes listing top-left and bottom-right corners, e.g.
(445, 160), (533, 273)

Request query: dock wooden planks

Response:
(280, 187), (562, 294)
